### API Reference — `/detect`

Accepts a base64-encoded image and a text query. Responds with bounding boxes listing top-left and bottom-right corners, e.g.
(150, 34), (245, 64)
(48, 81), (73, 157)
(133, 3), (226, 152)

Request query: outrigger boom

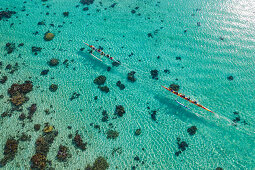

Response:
(162, 85), (216, 114)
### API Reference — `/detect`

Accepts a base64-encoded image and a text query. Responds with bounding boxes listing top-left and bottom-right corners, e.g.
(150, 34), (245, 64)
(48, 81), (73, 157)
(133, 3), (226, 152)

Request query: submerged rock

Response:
(0, 10), (16, 20)
(20, 81), (33, 93)
(8, 81), (33, 97)
(94, 75), (106, 85)
(30, 153), (46, 169)
(178, 141), (188, 151)
(112, 61), (120, 67)
(99, 86), (109, 93)
(107, 66), (111, 71)
(32, 46), (42, 55)
(0, 138), (18, 167)
(5, 64), (12, 70)
(68, 134), (73, 139)
(116, 81), (125, 90)
(1, 112), (8, 118)
(83, 7), (89, 11)
(41, 69), (49, 75)
(27, 104), (37, 120)
(176, 56), (181, 60)
(70, 92), (80, 101)
(35, 137), (48, 155)
(106, 130), (119, 139)
(4, 138), (18, 155)
(127, 71), (136, 82)
(232, 116), (241, 123)
(48, 58), (59, 66)
(85, 156), (109, 170)
(93, 156), (109, 170)
(19, 113), (26, 120)
(34, 124), (41, 131)
(44, 32), (55, 41)
(49, 84), (58, 92)
(150, 69), (158, 80)
(34, 129), (58, 159)
(175, 151), (182, 157)
(187, 126), (197, 136)
(169, 83), (180, 91)
(43, 125), (54, 133)
(56, 145), (71, 161)
(135, 129), (141, 136)
(5, 43), (15, 54)
(134, 156), (140, 161)
(151, 110), (157, 121)
(164, 69), (170, 73)
(233, 111), (239, 115)
(37, 21), (45, 25)
(28, 104), (37, 115)
(111, 147), (122, 156)
(63, 12), (69, 17)
(80, 0), (95, 5)
(116, 81), (121, 87)
(0, 75), (7, 84)
(219, 36), (224, 40)
(115, 105), (125, 117)
(18, 43), (24, 47)
(102, 116), (108, 122)
(110, 3), (117, 8)
(30, 127), (58, 169)
(101, 110), (109, 122)
(73, 132), (87, 151)
(20, 133), (31, 141)
(227, 76), (234, 81)
(10, 93), (26, 106)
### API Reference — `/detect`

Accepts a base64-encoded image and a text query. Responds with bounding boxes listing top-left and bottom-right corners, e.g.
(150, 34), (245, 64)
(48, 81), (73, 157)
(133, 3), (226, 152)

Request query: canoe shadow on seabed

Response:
(77, 51), (110, 71)
(155, 93), (255, 137)
(154, 93), (222, 129)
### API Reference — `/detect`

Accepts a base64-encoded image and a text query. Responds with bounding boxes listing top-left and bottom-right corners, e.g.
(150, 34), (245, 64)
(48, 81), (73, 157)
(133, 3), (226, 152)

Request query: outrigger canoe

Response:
(161, 85), (216, 114)
(84, 42), (120, 64)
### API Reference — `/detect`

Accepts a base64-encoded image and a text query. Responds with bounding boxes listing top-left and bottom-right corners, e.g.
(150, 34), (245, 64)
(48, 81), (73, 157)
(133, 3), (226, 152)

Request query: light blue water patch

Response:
(0, 0), (254, 169)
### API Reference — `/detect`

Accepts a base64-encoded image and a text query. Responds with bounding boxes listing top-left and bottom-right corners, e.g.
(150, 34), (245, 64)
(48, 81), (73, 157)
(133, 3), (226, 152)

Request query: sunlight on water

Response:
(226, 0), (255, 24)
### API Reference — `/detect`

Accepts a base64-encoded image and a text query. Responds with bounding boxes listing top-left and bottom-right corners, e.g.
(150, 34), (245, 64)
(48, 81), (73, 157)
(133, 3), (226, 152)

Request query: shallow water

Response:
(0, 0), (254, 169)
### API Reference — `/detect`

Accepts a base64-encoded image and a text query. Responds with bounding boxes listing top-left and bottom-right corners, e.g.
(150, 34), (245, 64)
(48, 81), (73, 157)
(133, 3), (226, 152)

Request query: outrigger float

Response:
(161, 85), (217, 115)
(84, 42), (120, 64)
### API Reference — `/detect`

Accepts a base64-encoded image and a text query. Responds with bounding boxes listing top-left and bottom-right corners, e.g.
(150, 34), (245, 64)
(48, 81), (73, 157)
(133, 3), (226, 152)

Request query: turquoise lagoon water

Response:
(0, 0), (254, 169)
